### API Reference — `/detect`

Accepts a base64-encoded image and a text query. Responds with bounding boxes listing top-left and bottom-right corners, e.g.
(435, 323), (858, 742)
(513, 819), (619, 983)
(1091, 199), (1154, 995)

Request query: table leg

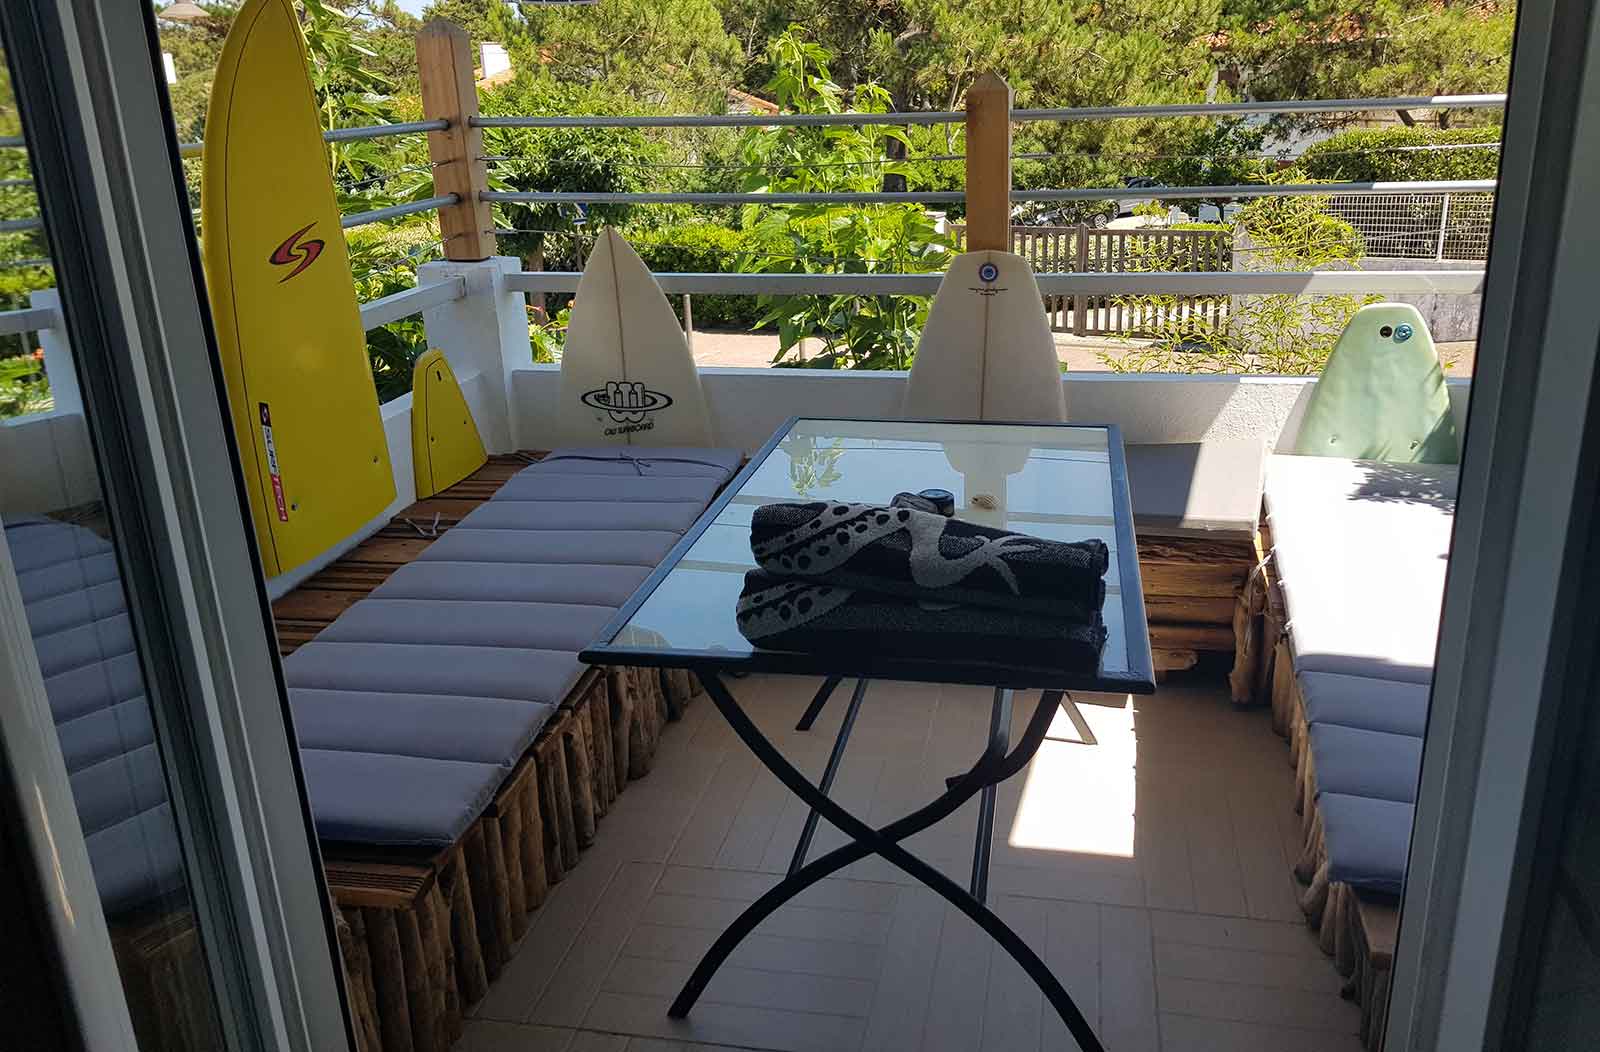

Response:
(676, 671), (1104, 1052)
(794, 674), (844, 730)
(789, 677), (870, 875)
(970, 689), (1013, 904)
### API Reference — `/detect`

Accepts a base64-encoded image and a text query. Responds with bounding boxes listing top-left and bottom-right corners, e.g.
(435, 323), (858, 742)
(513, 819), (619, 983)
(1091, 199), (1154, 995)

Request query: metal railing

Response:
(507, 268), (1486, 297)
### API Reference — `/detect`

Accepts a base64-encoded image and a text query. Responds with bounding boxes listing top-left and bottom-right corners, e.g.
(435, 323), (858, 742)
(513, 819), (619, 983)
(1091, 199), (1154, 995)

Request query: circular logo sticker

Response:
(978, 262), (999, 283)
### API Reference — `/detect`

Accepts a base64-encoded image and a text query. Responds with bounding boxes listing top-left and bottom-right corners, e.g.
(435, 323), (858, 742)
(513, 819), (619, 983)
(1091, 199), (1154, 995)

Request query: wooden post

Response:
(963, 73), (1012, 252)
(416, 20), (496, 261)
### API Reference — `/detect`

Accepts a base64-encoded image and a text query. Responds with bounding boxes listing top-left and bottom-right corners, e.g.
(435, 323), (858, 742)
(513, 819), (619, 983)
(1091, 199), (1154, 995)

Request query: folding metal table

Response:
(581, 417), (1156, 1052)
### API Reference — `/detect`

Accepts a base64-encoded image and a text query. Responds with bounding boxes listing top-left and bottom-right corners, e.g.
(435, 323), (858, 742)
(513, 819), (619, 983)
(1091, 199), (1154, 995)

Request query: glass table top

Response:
(583, 418), (1154, 692)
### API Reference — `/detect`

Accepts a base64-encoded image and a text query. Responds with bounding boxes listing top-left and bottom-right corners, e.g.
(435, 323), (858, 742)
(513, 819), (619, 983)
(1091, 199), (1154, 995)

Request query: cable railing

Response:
(469, 93), (1505, 129)
(0, 91), (1509, 273)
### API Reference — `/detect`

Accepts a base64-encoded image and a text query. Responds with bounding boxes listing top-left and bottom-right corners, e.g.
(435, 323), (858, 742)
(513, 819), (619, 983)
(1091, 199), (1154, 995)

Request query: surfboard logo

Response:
(268, 222), (325, 283)
(970, 260), (1007, 298)
(581, 381), (674, 435)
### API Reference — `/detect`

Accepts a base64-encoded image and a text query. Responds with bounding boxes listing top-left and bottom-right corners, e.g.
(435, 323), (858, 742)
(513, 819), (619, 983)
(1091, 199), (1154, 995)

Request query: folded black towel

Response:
(750, 501), (1109, 621)
(735, 570), (1107, 671)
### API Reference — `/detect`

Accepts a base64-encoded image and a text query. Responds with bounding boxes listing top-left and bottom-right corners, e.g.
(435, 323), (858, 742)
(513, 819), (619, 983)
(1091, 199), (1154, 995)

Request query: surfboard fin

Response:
(412, 349), (487, 499)
(1292, 303), (1459, 464)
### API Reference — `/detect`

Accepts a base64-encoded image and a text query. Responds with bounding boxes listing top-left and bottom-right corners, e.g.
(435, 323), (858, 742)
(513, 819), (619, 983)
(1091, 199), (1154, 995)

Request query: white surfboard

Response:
(901, 251), (1066, 423)
(556, 228), (716, 447)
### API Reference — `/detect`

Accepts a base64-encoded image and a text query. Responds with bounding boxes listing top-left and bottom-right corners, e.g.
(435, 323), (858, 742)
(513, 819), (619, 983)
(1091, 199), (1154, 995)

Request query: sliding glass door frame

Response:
(0, 2), (352, 1049)
(1386, 0), (1600, 1046)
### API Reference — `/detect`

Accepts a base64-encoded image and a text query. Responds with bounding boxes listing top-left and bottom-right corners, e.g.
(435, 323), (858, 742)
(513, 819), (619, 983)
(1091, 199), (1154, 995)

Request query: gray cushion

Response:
(19, 581), (125, 637)
(291, 688), (553, 767)
(55, 697), (155, 774)
(1266, 454), (1454, 683)
(43, 652), (145, 724)
(262, 446), (739, 850)
(16, 551), (121, 605)
(419, 528), (680, 567)
(315, 599), (616, 652)
(375, 560), (650, 607)
(492, 473), (721, 505)
(451, 499), (708, 534)
(85, 805), (186, 915)
(1307, 725), (1423, 803)
(71, 744), (167, 837)
(1298, 671), (1429, 737)
(1320, 792), (1413, 897)
(1125, 439), (1266, 537)
(538, 447), (742, 479)
(283, 640), (585, 707)
(31, 613), (135, 679)
(299, 750), (505, 847)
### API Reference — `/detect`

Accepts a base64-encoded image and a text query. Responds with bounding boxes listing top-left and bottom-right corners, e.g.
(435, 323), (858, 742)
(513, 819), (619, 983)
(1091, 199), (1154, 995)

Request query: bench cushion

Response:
(281, 446), (741, 849)
(456, 497), (710, 534)
(1266, 454), (1454, 683)
(284, 641), (584, 710)
(317, 599), (617, 653)
(418, 528), (680, 567)
(6, 518), (183, 919)
(1298, 671), (1430, 737)
(375, 560), (650, 608)
(536, 447), (743, 478)
(291, 689), (552, 766)
(1307, 724), (1423, 803)
(299, 750), (505, 847)
(493, 473), (723, 505)
(1125, 439), (1267, 538)
(1320, 793), (1413, 897)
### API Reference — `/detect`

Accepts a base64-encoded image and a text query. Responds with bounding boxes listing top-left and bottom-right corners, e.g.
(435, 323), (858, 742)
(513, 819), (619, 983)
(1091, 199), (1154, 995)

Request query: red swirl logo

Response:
(268, 222), (324, 283)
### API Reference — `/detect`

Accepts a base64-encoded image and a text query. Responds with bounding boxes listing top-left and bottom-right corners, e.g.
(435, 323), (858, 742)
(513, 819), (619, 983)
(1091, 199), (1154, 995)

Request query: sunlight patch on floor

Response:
(1007, 695), (1138, 858)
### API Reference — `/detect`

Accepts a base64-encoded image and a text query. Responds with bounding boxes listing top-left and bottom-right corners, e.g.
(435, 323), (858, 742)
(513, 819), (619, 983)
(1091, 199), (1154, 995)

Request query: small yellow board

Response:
(411, 350), (487, 499)
(202, 0), (394, 576)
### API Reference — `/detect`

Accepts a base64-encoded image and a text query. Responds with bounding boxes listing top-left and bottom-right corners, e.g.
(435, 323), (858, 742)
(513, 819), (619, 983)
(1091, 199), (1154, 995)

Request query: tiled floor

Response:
(459, 674), (1361, 1051)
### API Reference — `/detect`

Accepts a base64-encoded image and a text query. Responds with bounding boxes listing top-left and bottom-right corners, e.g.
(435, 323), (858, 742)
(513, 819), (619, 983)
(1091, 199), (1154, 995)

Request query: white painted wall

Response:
(512, 364), (1472, 454)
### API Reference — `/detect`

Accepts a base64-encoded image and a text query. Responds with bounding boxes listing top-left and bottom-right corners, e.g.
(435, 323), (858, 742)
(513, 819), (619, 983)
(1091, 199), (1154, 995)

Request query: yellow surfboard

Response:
(202, 0), (394, 577)
(411, 349), (487, 499)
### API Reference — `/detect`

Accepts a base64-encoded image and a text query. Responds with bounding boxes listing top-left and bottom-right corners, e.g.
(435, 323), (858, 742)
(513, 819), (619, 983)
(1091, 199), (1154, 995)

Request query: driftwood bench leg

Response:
(441, 849), (487, 1005)
(607, 667), (633, 788)
(535, 717), (579, 874)
(563, 706), (598, 847)
(339, 909), (383, 1052)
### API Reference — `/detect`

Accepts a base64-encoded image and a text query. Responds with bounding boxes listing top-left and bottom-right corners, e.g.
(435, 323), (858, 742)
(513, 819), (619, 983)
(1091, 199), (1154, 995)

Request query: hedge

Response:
(1294, 126), (1501, 183)
(626, 223), (773, 330)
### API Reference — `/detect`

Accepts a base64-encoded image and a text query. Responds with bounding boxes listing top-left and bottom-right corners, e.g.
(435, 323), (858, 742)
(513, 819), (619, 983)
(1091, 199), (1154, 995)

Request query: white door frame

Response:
(0, 3), (351, 1049)
(1387, 0), (1600, 1046)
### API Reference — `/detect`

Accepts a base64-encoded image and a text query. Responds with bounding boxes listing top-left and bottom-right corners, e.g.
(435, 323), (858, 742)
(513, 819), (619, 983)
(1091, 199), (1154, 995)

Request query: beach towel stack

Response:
(736, 500), (1110, 671)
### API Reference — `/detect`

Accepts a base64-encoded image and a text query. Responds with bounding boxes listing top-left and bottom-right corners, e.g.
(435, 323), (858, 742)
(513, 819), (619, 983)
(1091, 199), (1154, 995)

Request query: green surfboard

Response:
(1292, 303), (1459, 464)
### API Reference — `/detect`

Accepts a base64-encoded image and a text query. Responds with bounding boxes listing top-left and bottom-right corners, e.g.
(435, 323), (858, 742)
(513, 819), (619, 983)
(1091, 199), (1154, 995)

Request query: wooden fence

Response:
(954, 224), (1233, 336)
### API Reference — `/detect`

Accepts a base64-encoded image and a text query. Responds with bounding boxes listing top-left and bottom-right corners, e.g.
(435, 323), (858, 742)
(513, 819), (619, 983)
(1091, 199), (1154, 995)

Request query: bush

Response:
(628, 223), (773, 330)
(1294, 127), (1501, 183)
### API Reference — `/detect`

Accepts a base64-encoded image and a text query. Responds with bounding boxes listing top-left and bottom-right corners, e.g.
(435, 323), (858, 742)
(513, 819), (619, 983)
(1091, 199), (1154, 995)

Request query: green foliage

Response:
(528, 305), (571, 364)
(498, 0), (742, 111)
(1215, 0), (1515, 126)
(734, 29), (956, 369)
(0, 351), (51, 419)
(479, 75), (655, 270)
(1294, 127), (1502, 183)
(628, 223), (773, 328)
(1103, 189), (1375, 374)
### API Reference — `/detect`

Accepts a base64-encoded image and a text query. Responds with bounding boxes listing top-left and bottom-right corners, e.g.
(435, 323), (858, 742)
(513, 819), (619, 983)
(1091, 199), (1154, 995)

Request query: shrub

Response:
(628, 223), (773, 330)
(1294, 127), (1501, 183)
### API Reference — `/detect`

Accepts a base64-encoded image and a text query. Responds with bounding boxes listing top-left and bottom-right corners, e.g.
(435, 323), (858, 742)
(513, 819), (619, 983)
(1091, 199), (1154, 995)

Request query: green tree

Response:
(738, 29), (955, 369)
(500, 0), (742, 110)
(1215, 0), (1515, 127)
